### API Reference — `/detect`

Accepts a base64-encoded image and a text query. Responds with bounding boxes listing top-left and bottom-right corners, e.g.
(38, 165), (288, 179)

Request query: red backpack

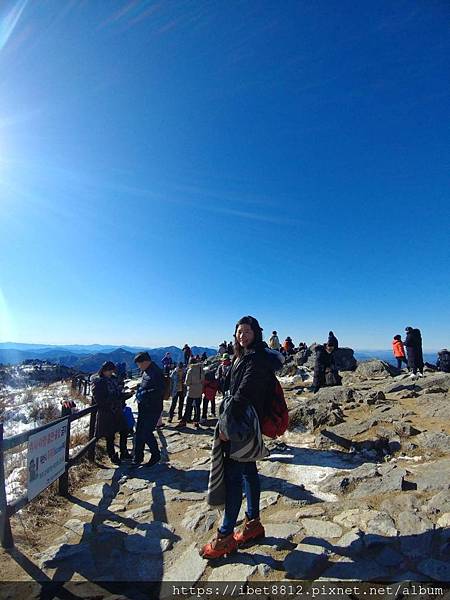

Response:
(261, 376), (289, 438)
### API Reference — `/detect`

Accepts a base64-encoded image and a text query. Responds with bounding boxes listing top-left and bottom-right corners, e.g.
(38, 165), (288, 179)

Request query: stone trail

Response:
(5, 369), (450, 586)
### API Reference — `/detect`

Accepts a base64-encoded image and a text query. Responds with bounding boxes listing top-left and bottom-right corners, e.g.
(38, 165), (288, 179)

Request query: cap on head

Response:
(134, 351), (152, 364)
(222, 353), (230, 360)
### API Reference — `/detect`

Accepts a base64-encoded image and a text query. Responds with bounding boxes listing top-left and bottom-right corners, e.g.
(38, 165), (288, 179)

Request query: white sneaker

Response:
(409, 373), (417, 379)
(417, 372), (424, 377)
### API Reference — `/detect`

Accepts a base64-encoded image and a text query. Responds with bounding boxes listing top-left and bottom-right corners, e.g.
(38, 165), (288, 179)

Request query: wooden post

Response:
(57, 419), (71, 497)
(88, 403), (96, 462)
(0, 423), (14, 549)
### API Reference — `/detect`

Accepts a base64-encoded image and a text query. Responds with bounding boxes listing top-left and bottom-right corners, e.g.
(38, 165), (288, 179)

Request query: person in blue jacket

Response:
(133, 352), (165, 467)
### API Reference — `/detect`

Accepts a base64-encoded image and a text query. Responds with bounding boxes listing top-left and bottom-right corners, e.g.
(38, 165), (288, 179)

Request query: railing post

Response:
(88, 403), (96, 462)
(0, 423), (14, 549)
(83, 380), (88, 396)
(58, 418), (71, 497)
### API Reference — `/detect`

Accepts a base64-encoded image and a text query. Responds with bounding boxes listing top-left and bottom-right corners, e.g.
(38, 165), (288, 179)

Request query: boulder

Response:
(207, 561), (257, 582)
(414, 432), (450, 453)
(415, 373), (450, 392)
(289, 394), (344, 432)
(426, 491), (450, 515)
(301, 519), (343, 539)
(354, 360), (398, 380)
(163, 543), (206, 582)
(283, 543), (329, 579)
(296, 344), (356, 372)
(395, 511), (433, 536)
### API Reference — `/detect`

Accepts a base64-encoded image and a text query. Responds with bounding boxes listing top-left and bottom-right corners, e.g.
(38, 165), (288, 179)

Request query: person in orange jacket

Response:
(283, 336), (295, 355)
(392, 335), (408, 370)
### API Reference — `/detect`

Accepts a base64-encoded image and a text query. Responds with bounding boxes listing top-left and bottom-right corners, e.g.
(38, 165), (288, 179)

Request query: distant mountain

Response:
(72, 346), (217, 373)
(0, 342), (123, 355)
(355, 350), (438, 365)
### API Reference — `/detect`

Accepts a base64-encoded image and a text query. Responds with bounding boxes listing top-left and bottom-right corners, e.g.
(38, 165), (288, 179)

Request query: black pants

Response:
(105, 431), (128, 458)
(396, 356), (408, 369)
(135, 407), (161, 461)
(182, 397), (201, 423)
(169, 391), (184, 419)
(201, 397), (216, 419)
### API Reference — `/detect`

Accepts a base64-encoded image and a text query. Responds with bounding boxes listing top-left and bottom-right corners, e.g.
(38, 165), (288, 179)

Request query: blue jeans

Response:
(219, 458), (260, 535)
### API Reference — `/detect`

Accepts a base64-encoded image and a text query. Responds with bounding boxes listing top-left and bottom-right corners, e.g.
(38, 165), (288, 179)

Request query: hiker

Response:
(115, 362), (127, 388)
(91, 361), (132, 465)
(182, 344), (192, 366)
(200, 315), (283, 559)
(133, 352), (165, 467)
(312, 343), (341, 393)
(61, 398), (76, 417)
(268, 330), (281, 351)
(176, 357), (204, 429)
(392, 335), (408, 370)
(201, 369), (219, 423)
(283, 336), (295, 355)
(216, 353), (232, 396)
(328, 331), (339, 349)
(201, 351), (207, 362)
(162, 352), (173, 375)
(218, 341), (228, 356)
(227, 342), (234, 356)
(405, 327), (424, 377)
(168, 362), (185, 423)
(156, 373), (172, 429)
(437, 349), (450, 373)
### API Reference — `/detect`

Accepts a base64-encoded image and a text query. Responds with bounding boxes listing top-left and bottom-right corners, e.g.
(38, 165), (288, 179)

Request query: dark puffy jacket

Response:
(92, 375), (128, 438)
(313, 345), (340, 391)
(328, 332), (339, 349)
(437, 350), (450, 373)
(405, 329), (424, 370)
(136, 362), (165, 417)
(225, 342), (282, 422)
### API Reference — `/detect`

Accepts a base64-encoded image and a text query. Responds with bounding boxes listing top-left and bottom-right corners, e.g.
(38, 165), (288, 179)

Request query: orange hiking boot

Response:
(199, 531), (238, 559)
(233, 515), (265, 546)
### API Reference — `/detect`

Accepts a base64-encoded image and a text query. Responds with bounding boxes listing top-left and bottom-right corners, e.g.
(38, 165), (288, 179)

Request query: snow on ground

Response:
(2, 381), (92, 503)
(280, 431), (362, 502)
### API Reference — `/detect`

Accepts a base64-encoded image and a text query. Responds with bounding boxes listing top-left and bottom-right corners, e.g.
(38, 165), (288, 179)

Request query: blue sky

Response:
(0, 0), (449, 350)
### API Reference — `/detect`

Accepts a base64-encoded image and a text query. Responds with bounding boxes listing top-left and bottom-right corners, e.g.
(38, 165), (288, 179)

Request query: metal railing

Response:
(0, 403), (97, 549)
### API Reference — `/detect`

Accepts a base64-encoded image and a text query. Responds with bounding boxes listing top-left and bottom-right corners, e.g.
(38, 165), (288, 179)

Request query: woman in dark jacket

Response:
(327, 331), (339, 349)
(405, 327), (424, 377)
(91, 361), (132, 465)
(312, 344), (341, 392)
(200, 315), (282, 559)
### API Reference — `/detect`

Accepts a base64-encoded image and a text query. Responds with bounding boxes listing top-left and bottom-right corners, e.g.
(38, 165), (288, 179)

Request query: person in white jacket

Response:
(268, 331), (281, 351)
(176, 357), (204, 429)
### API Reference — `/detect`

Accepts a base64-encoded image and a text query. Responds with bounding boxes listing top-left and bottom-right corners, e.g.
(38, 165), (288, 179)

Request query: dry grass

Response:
(28, 400), (60, 424)
(67, 388), (91, 406)
(70, 429), (89, 448)
(11, 456), (98, 549)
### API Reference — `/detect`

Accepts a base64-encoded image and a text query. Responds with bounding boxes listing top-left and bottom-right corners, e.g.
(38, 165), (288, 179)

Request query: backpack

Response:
(260, 376), (289, 439)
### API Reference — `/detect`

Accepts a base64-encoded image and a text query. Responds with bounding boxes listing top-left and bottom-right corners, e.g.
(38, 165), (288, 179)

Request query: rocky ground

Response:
(1, 361), (449, 596)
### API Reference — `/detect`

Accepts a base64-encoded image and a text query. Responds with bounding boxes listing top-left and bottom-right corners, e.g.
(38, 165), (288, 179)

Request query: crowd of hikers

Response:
(89, 319), (449, 560)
